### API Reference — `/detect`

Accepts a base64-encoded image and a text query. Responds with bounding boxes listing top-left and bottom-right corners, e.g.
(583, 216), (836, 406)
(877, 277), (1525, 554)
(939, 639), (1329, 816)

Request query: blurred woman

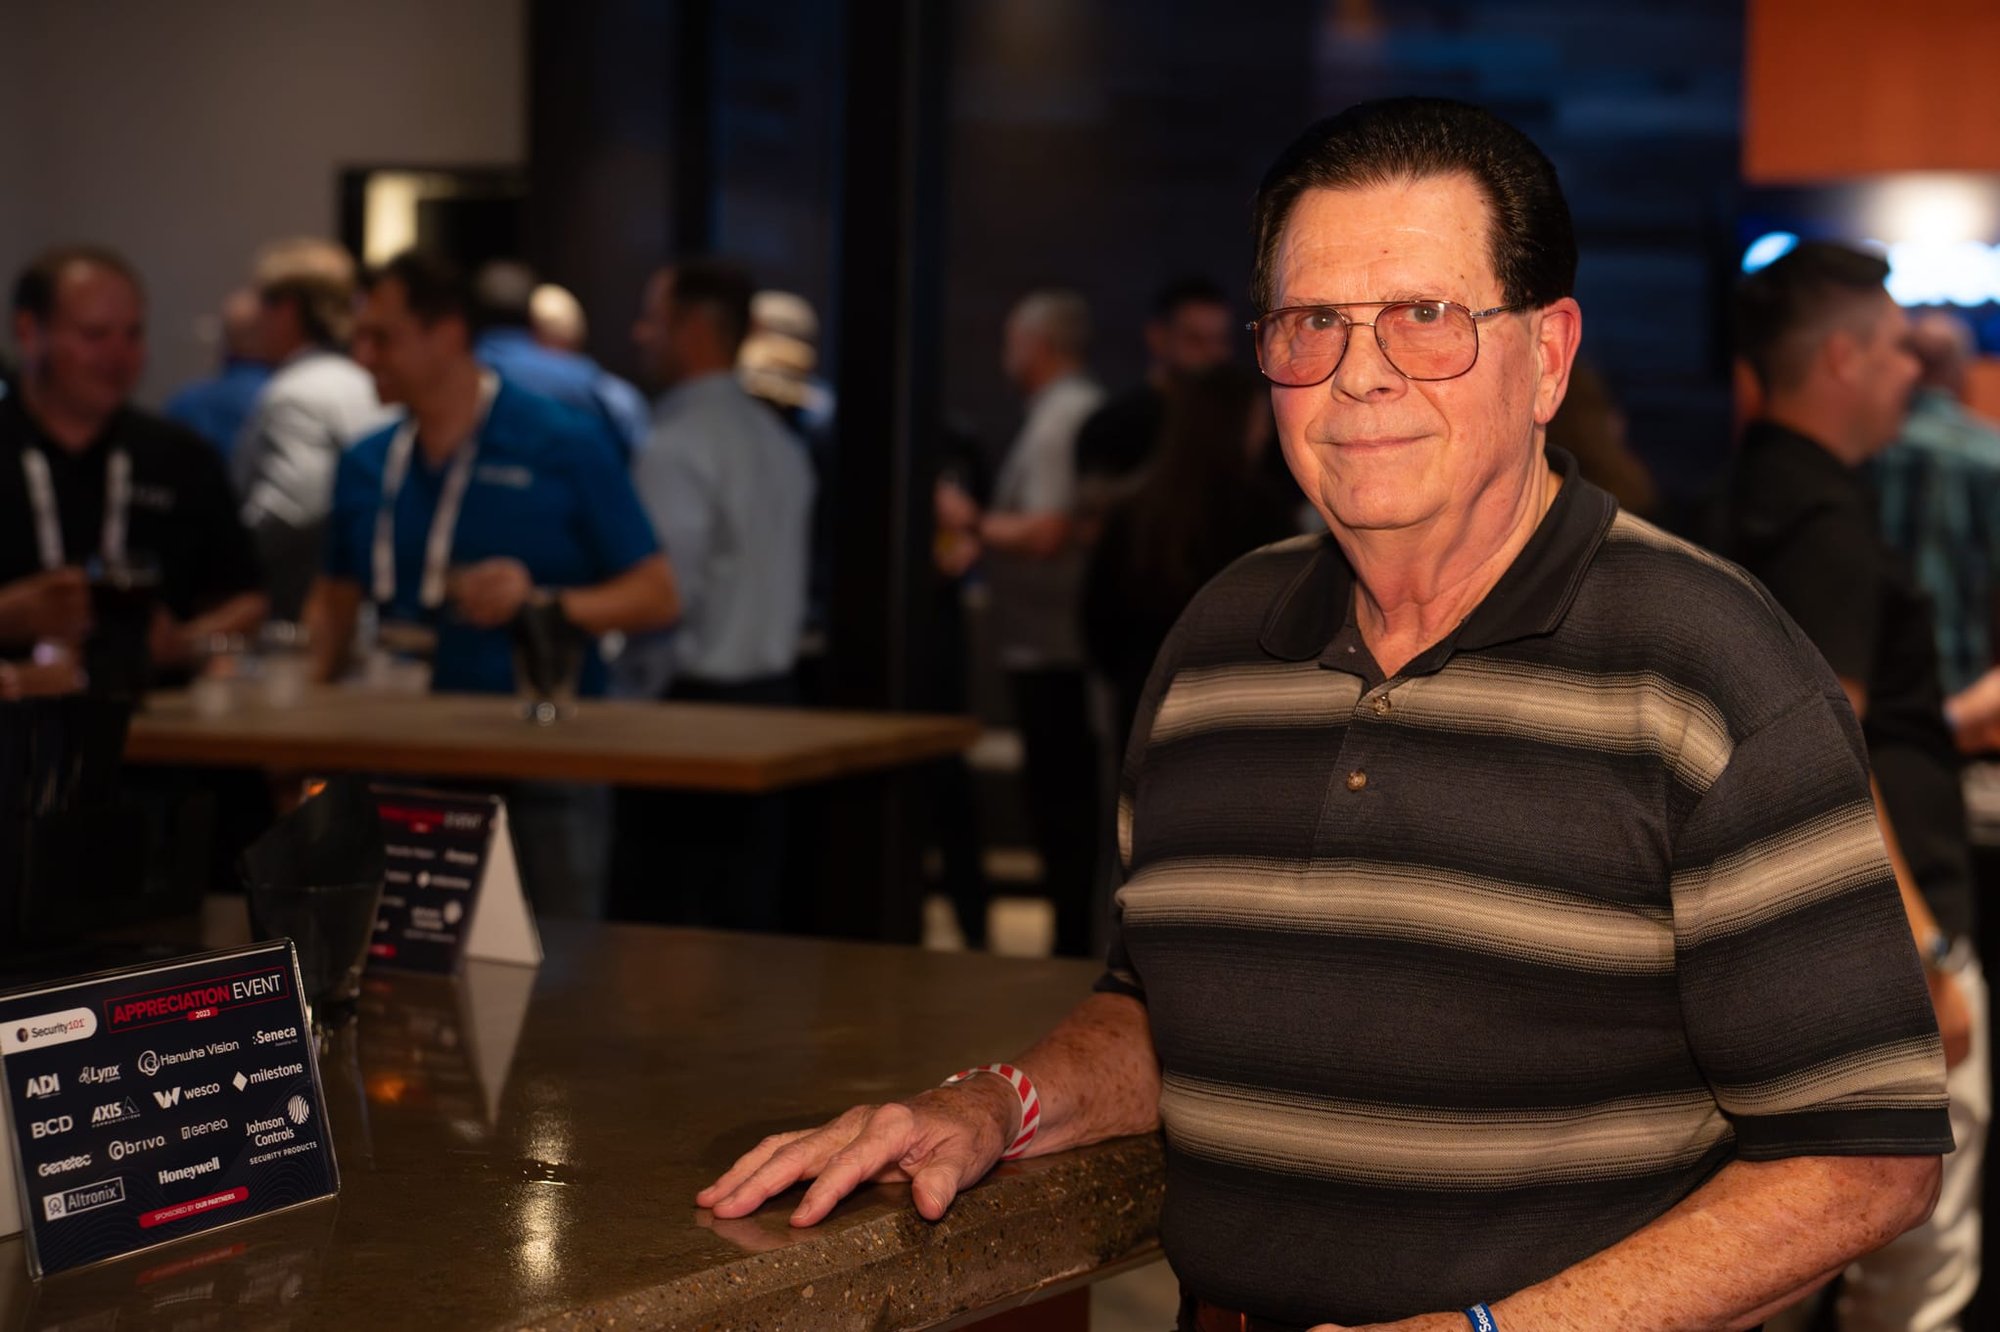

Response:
(1083, 364), (1299, 762)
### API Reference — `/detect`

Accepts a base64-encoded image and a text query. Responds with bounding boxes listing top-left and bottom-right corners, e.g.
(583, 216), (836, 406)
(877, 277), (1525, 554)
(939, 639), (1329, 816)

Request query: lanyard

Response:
(372, 372), (499, 610)
(20, 444), (130, 571)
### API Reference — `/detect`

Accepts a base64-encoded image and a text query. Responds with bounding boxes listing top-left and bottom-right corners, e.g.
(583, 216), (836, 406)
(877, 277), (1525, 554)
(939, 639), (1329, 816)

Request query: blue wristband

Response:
(1464, 1304), (1497, 1332)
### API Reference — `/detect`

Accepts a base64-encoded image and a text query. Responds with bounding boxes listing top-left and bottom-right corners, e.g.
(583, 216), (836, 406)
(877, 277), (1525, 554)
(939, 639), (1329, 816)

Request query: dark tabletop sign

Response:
(0, 942), (337, 1277)
(369, 787), (542, 974)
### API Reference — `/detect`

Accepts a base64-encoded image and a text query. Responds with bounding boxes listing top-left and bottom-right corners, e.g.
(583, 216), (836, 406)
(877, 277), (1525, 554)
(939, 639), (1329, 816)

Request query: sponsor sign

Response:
(368, 787), (541, 973)
(0, 941), (338, 1276)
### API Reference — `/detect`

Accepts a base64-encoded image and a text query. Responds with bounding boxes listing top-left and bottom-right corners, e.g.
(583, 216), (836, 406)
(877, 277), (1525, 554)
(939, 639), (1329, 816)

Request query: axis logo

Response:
(24, 1073), (59, 1098)
(90, 1097), (142, 1127)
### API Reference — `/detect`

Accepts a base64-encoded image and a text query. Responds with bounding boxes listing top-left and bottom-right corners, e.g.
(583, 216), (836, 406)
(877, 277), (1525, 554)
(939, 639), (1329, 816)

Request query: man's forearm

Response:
(559, 555), (679, 637)
(1010, 992), (1160, 1155)
(1486, 1154), (1938, 1332)
(981, 511), (1071, 559)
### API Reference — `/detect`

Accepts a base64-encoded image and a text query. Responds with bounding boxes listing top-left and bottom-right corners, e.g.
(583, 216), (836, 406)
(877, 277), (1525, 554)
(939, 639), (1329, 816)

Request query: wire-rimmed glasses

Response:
(1249, 299), (1524, 387)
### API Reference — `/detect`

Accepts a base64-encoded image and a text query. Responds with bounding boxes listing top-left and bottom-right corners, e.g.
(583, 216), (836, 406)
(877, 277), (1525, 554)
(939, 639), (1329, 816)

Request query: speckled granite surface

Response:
(1, 924), (1164, 1330)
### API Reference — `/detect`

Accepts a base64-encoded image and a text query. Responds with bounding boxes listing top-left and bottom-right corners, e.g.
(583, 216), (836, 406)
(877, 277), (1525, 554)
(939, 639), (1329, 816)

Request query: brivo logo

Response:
(24, 1073), (59, 1099)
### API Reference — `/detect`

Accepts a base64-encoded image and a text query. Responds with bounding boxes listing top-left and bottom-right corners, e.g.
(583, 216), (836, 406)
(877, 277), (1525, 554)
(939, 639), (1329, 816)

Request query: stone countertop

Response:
(1, 924), (1164, 1331)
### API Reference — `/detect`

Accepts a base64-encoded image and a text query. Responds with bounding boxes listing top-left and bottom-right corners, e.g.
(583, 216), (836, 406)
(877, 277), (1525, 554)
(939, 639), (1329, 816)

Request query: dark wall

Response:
(937, 0), (1743, 498)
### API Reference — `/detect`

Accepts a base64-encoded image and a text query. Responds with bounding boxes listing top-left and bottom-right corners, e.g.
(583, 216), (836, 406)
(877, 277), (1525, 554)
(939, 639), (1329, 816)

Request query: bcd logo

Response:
(24, 1073), (59, 1099)
(30, 1115), (73, 1139)
(152, 1087), (181, 1109)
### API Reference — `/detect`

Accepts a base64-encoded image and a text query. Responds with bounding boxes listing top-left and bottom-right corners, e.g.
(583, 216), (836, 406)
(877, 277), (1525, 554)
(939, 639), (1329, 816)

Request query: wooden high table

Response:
(124, 688), (981, 794)
(0, 924), (1165, 1331)
(122, 688), (982, 941)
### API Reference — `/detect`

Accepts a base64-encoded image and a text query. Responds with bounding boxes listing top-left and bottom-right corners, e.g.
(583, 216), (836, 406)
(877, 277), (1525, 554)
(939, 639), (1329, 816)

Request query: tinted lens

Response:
(1257, 308), (1347, 387)
(1377, 301), (1478, 379)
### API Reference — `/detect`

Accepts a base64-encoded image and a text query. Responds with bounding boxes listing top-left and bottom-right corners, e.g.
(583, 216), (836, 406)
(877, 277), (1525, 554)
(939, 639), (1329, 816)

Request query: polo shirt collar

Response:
(1258, 446), (1617, 672)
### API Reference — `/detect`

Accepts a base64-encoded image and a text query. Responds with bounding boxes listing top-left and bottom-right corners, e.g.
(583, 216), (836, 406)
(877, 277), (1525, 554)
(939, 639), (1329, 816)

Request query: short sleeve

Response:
(569, 426), (660, 577)
(321, 444), (376, 584)
(175, 443), (261, 608)
(1093, 592), (1208, 1004)
(1751, 507), (1882, 682)
(1669, 689), (1953, 1159)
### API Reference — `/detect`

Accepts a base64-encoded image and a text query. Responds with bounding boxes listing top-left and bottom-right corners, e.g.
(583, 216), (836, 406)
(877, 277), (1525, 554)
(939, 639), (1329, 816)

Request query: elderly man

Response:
(699, 100), (1949, 1332)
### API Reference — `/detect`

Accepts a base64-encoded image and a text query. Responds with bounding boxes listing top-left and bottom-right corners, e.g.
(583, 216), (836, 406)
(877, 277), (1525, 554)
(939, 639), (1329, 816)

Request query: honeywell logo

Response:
(157, 1157), (221, 1187)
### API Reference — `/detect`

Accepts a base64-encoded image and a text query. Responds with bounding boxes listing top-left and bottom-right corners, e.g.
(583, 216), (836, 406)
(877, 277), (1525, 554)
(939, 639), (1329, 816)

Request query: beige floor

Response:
(922, 893), (1179, 1331)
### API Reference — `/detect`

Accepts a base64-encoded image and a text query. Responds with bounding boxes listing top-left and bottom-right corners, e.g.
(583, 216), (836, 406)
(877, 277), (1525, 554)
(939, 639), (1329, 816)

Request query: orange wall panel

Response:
(1746, 0), (2000, 182)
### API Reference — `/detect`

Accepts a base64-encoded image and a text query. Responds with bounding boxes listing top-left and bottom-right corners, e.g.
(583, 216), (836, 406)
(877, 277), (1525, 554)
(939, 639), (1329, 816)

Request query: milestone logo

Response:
(235, 1063), (305, 1091)
(24, 1073), (59, 1099)
(42, 1176), (124, 1222)
(105, 971), (286, 1032)
(89, 1097), (142, 1127)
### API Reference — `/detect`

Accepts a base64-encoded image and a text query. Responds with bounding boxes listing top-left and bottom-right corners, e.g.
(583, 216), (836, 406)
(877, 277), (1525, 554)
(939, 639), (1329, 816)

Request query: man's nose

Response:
(1328, 322), (1404, 400)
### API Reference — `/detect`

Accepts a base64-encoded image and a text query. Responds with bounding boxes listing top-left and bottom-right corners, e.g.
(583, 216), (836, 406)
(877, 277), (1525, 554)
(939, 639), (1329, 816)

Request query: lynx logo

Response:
(153, 1087), (182, 1109)
(24, 1073), (59, 1098)
(42, 1176), (124, 1222)
(90, 1097), (141, 1126)
(29, 1115), (74, 1139)
(77, 1063), (120, 1086)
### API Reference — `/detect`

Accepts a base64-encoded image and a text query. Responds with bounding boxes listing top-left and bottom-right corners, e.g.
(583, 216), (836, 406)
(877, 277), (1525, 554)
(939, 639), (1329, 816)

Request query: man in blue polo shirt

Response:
(304, 250), (678, 915)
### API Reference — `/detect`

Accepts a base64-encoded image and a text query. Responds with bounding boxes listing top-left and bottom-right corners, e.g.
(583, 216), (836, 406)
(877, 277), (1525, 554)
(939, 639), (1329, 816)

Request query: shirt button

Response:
(1371, 695), (1392, 716)
(1346, 770), (1367, 792)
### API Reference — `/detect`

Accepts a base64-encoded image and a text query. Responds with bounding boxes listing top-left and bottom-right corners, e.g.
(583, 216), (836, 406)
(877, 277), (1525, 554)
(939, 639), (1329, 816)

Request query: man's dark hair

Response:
(1250, 98), (1576, 316)
(670, 258), (755, 352)
(474, 259), (538, 331)
(363, 250), (480, 336)
(12, 245), (145, 322)
(1734, 241), (1892, 393)
(1152, 276), (1229, 323)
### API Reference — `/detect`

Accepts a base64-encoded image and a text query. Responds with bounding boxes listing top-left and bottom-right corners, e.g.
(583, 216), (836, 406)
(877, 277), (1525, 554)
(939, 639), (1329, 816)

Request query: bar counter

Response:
(0, 924), (1164, 1330)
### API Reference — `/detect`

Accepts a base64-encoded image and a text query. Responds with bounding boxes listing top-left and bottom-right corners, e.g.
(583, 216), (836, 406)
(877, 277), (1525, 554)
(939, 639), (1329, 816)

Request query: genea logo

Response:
(24, 1073), (59, 1099)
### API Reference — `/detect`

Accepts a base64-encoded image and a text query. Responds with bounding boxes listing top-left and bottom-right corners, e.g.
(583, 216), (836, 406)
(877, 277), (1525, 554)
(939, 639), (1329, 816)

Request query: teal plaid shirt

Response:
(1872, 387), (2000, 693)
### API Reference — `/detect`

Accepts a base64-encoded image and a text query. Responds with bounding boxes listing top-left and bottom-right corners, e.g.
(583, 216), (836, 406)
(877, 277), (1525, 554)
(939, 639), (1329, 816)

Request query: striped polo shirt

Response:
(1097, 448), (1952, 1328)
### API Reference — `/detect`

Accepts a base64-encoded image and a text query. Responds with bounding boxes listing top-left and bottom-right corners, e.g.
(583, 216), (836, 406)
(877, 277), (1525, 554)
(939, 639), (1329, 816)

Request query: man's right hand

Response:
(696, 1076), (1020, 1227)
(1930, 967), (1974, 1070)
(0, 568), (91, 645)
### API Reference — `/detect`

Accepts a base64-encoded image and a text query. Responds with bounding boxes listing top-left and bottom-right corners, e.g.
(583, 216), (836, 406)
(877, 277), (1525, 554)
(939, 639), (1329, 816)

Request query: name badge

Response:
(0, 942), (338, 1276)
(473, 463), (534, 490)
(367, 787), (542, 975)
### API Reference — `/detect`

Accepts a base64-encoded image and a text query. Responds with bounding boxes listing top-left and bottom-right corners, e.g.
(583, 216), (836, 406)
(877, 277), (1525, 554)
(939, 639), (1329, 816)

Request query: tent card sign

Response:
(0, 941), (338, 1276)
(368, 787), (542, 974)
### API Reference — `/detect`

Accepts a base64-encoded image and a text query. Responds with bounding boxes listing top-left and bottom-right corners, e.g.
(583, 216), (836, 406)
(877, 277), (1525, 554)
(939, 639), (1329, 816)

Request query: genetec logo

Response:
(104, 970), (287, 1032)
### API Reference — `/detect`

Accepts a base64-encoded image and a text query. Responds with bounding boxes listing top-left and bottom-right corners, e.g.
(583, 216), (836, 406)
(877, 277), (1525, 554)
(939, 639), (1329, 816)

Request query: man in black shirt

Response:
(1, 247), (266, 682)
(1073, 277), (1235, 486)
(1723, 240), (1983, 1332)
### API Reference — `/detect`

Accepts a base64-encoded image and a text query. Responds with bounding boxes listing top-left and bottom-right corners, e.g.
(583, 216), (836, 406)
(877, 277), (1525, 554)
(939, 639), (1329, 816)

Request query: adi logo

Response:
(24, 1072), (59, 1099)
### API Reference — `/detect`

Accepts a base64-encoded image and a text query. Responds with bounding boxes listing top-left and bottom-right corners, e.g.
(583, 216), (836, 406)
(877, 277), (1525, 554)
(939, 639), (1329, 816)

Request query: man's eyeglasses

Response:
(1248, 300), (1524, 387)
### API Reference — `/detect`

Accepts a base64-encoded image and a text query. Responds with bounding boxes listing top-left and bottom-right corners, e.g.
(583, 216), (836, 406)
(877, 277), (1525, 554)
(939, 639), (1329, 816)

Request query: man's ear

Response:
(11, 311), (39, 365)
(1531, 297), (1583, 427)
(1822, 327), (1862, 387)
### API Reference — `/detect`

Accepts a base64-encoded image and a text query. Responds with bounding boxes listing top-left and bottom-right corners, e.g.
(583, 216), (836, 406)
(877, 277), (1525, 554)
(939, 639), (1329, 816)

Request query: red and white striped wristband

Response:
(941, 1062), (1041, 1159)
